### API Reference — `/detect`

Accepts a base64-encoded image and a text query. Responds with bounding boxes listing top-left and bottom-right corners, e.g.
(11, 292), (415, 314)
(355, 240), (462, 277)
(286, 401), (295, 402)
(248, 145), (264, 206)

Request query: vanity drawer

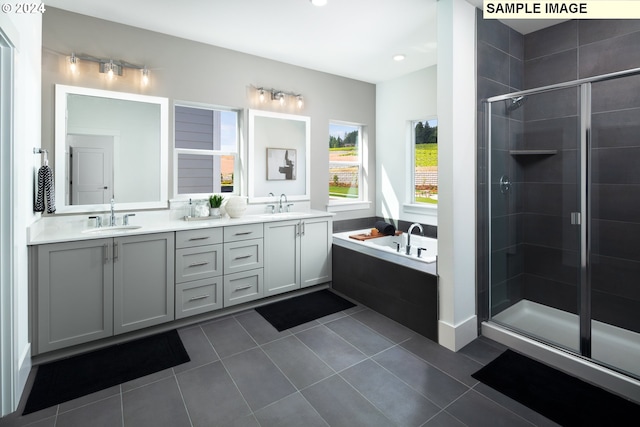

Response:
(176, 228), (223, 249)
(224, 223), (263, 243)
(175, 277), (222, 319)
(224, 239), (263, 275)
(175, 244), (223, 283)
(223, 269), (263, 307)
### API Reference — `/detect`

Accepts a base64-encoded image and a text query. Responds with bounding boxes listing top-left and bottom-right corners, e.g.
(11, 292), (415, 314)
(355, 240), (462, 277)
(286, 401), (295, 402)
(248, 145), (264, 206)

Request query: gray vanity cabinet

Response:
(113, 233), (175, 335)
(263, 217), (332, 297)
(36, 238), (114, 353)
(35, 232), (175, 354)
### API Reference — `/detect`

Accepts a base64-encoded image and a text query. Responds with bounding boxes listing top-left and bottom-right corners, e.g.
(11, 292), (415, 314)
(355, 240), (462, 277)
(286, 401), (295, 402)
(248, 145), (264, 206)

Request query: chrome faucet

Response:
(109, 198), (116, 226)
(406, 223), (423, 255)
(267, 192), (277, 214)
(279, 193), (288, 213)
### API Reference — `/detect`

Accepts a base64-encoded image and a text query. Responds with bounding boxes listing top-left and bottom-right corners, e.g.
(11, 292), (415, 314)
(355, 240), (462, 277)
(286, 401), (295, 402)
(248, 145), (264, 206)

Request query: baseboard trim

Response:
(438, 315), (477, 351)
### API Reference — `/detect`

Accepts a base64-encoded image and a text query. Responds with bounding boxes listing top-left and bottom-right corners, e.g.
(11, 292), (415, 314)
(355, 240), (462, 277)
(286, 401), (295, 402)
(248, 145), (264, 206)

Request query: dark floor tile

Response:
(373, 346), (469, 409)
(201, 317), (257, 359)
(0, 412), (57, 427)
(177, 361), (250, 426)
(341, 359), (440, 426)
(254, 392), (328, 427)
(295, 325), (366, 371)
(459, 338), (505, 366)
(301, 375), (392, 427)
(325, 316), (394, 356)
(422, 410), (466, 427)
(401, 335), (484, 386)
(56, 395), (122, 427)
(261, 335), (334, 389)
(221, 413), (261, 427)
(235, 310), (292, 345)
(121, 368), (173, 392)
(173, 325), (219, 373)
(122, 377), (190, 427)
(445, 389), (535, 427)
(223, 347), (296, 411)
(350, 309), (415, 343)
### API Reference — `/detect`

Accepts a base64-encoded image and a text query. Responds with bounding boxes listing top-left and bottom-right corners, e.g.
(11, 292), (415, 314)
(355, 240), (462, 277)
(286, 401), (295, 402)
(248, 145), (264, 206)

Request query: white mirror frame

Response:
(248, 109), (311, 203)
(54, 85), (169, 213)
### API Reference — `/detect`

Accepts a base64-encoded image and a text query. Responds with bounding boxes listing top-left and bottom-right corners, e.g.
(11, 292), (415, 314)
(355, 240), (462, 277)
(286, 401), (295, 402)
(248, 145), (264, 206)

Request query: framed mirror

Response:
(248, 109), (310, 203)
(54, 85), (169, 213)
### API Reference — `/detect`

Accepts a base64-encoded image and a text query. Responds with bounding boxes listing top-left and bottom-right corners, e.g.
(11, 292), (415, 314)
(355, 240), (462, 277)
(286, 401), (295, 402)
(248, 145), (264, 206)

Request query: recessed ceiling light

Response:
(310, 0), (328, 6)
(393, 54), (406, 62)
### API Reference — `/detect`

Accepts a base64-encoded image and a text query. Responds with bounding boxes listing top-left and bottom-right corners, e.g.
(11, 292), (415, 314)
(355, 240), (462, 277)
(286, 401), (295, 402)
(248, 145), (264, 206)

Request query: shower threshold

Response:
(491, 300), (640, 379)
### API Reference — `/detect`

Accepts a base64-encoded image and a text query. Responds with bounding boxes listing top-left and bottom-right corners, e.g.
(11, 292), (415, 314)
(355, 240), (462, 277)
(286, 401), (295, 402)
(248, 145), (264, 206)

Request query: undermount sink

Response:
(81, 225), (142, 234)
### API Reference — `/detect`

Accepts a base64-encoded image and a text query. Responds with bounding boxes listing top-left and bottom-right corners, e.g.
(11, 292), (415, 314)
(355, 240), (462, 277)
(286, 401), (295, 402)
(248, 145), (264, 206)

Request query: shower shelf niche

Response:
(509, 150), (558, 156)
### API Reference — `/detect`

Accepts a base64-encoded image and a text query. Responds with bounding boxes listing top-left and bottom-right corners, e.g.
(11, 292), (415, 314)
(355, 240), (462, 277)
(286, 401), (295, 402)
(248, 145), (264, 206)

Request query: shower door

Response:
(488, 85), (584, 353)
(589, 74), (640, 378)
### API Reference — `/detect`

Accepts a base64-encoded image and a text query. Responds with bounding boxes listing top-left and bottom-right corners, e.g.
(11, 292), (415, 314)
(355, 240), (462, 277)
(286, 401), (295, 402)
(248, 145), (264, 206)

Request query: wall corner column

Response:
(436, 0), (477, 351)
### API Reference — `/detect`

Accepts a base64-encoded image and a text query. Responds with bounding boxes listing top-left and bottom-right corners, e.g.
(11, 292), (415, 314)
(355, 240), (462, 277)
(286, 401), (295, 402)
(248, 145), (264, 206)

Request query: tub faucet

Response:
(406, 223), (423, 255)
(109, 198), (116, 226)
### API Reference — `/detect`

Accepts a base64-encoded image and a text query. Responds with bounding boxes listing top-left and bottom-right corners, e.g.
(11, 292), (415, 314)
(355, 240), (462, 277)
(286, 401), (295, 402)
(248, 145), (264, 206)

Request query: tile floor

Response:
(0, 296), (561, 427)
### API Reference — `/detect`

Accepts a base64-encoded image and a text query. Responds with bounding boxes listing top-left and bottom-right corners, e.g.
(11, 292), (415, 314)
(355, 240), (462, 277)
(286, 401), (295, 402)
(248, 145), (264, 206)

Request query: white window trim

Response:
(408, 117), (438, 209)
(328, 120), (367, 207)
(173, 102), (240, 199)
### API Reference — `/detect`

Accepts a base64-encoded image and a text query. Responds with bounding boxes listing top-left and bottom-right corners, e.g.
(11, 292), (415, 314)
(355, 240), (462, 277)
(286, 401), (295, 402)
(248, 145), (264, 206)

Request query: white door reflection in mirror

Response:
(68, 134), (113, 205)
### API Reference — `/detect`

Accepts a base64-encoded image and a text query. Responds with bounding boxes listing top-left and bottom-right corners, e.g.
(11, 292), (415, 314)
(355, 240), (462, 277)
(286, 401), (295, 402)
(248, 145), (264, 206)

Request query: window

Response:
(412, 119), (438, 205)
(174, 104), (239, 196)
(329, 122), (362, 201)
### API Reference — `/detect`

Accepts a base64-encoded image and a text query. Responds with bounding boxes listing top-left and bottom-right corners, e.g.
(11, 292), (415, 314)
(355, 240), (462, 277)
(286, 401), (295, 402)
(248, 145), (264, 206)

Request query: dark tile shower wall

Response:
(477, 14), (640, 333)
(476, 10), (524, 324)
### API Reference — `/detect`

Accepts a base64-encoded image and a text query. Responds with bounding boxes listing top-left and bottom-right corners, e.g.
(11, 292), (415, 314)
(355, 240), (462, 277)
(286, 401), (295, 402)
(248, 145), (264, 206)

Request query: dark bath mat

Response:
(472, 349), (640, 426)
(255, 289), (355, 331)
(23, 329), (190, 415)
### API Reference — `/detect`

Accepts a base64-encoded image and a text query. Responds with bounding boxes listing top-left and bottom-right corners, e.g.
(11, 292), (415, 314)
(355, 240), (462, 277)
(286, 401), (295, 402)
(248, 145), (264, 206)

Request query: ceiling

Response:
(44, 0), (438, 84)
(43, 0), (564, 84)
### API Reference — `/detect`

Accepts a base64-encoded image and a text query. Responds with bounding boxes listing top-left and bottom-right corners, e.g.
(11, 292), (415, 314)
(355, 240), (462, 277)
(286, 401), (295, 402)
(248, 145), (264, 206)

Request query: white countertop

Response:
(28, 210), (333, 245)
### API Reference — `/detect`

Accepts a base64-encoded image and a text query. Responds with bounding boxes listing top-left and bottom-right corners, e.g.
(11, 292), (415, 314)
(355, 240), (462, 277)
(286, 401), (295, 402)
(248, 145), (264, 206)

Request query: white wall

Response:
(376, 66), (437, 225)
(0, 10), (41, 415)
(41, 7), (376, 220)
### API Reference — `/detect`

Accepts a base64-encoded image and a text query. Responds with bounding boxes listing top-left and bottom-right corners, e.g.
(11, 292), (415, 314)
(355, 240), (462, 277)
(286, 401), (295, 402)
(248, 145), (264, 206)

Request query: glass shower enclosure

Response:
(486, 68), (640, 380)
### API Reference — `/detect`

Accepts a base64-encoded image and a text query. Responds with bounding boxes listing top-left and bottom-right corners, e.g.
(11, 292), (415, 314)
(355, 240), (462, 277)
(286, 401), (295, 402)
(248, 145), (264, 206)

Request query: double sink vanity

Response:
(28, 210), (333, 358)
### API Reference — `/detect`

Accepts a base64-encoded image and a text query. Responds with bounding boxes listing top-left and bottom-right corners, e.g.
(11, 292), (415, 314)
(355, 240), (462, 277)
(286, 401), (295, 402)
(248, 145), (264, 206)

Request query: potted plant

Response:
(209, 194), (224, 217)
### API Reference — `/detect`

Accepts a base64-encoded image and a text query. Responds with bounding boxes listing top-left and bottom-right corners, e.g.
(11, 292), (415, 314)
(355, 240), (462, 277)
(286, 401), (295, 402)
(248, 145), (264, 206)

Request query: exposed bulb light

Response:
(297, 95), (304, 109)
(259, 89), (265, 102)
(393, 54), (406, 62)
(68, 53), (78, 74)
(141, 66), (150, 86)
(106, 60), (115, 79)
(278, 92), (285, 105)
(310, 0), (328, 6)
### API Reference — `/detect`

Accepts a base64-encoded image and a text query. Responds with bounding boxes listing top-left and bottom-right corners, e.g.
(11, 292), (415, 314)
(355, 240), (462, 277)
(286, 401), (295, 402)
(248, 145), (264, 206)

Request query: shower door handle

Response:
(571, 212), (581, 225)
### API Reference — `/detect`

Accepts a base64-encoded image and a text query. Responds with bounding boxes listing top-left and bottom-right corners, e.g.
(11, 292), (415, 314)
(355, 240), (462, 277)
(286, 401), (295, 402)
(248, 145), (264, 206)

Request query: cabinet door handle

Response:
(296, 223), (300, 236)
(188, 236), (210, 241)
(188, 294), (210, 301)
(103, 243), (109, 262)
(113, 242), (118, 260)
(234, 231), (252, 236)
(188, 261), (210, 267)
(235, 285), (252, 291)
(301, 222), (305, 236)
(234, 255), (252, 260)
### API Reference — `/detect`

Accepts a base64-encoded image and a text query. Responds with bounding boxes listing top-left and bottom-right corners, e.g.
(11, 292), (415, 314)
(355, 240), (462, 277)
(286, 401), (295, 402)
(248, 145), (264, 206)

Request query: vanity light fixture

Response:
(67, 52), (151, 86)
(254, 86), (304, 109)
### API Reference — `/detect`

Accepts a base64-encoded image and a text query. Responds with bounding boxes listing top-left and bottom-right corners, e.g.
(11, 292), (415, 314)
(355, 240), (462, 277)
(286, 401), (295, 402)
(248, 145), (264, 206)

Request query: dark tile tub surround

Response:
(476, 12), (640, 333)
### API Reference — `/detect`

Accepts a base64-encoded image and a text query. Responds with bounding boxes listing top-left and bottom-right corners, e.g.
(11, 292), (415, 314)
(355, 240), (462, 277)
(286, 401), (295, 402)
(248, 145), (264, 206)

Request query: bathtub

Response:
(332, 229), (437, 276)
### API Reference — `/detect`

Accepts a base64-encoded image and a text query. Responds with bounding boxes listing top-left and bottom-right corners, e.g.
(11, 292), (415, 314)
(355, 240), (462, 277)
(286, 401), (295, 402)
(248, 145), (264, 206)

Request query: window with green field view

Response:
(329, 123), (362, 201)
(413, 119), (438, 205)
